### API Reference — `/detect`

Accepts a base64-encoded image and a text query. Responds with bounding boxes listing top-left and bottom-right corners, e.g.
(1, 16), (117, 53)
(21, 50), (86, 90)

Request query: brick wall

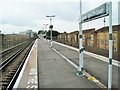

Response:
(56, 25), (120, 61)
(117, 25), (120, 60)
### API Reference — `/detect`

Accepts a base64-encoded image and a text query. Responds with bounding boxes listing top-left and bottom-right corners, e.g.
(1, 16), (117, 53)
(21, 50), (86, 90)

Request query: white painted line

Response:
(53, 41), (119, 67)
(52, 47), (107, 88)
(35, 39), (38, 88)
(13, 39), (38, 88)
(52, 48), (79, 71)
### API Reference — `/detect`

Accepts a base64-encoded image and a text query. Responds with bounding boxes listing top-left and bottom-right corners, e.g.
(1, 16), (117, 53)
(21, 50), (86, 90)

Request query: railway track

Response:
(0, 40), (34, 90)
(0, 41), (29, 62)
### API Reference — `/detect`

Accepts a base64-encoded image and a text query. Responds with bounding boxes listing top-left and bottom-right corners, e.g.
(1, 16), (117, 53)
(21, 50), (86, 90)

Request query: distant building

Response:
(19, 31), (26, 35)
(19, 30), (34, 37)
(26, 30), (34, 37)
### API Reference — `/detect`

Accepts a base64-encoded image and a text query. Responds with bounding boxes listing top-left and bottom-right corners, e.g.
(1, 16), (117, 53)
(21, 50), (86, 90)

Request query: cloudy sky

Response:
(0, 0), (119, 34)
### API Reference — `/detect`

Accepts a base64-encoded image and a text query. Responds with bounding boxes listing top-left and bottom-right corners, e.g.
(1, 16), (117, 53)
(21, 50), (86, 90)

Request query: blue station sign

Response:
(81, 3), (109, 23)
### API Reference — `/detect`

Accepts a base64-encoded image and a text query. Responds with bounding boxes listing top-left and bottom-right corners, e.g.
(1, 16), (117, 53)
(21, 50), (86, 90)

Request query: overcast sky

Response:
(0, 0), (119, 34)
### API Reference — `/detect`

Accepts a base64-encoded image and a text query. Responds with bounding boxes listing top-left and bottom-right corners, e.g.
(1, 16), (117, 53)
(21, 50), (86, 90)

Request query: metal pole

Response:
(108, 2), (112, 90)
(43, 24), (48, 40)
(50, 17), (53, 47)
(80, 0), (83, 70)
(77, 0), (84, 76)
(46, 15), (55, 47)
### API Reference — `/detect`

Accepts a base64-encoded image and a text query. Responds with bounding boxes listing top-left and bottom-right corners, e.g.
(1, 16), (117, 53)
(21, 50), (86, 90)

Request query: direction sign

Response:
(81, 3), (109, 23)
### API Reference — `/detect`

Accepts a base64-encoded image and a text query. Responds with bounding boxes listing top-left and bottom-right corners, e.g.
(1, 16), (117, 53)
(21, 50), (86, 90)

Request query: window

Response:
(106, 41), (108, 45)
(91, 35), (94, 40)
(113, 37), (116, 42)
(114, 48), (117, 52)
(74, 35), (77, 42)
(65, 36), (66, 41)
(83, 35), (85, 40)
(88, 42), (90, 46)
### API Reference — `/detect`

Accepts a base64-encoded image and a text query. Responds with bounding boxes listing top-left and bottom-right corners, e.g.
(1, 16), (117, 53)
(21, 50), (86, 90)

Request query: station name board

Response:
(81, 3), (109, 23)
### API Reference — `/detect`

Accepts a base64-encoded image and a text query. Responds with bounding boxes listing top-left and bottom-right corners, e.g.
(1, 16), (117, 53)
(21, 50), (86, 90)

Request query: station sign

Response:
(81, 3), (109, 23)
(79, 2), (113, 89)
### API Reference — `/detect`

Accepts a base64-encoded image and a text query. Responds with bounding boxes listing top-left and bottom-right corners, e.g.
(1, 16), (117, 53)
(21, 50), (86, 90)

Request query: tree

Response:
(52, 30), (60, 36)
(47, 30), (60, 37)
(46, 30), (60, 39)
(38, 30), (45, 34)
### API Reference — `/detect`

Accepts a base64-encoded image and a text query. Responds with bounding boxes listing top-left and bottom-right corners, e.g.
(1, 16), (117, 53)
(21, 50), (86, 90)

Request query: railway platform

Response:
(37, 39), (100, 88)
(52, 41), (119, 89)
(12, 38), (119, 89)
(13, 39), (38, 89)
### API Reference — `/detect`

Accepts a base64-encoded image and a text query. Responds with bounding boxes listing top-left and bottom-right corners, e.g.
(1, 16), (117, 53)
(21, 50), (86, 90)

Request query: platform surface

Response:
(13, 38), (119, 89)
(52, 41), (119, 88)
(37, 39), (100, 88)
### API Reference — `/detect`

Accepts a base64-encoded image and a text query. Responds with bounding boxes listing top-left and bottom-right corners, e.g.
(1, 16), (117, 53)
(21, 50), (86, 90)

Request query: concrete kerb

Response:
(53, 41), (119, 67)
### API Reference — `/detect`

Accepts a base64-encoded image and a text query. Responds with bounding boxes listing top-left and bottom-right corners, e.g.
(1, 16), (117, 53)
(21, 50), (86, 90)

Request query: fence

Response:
(0, 34), (37, 52)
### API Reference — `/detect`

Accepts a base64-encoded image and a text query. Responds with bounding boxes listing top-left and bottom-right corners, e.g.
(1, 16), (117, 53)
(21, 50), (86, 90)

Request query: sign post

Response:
(78, 2), (112, 89)
(77, 0), (84, 76)
(108, 2), (112, 89)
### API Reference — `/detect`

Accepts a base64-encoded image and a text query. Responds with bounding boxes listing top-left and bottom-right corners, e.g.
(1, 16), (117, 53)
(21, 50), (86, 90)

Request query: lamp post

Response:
(43, 24), (48, 40)
(46, 15), (55, 47)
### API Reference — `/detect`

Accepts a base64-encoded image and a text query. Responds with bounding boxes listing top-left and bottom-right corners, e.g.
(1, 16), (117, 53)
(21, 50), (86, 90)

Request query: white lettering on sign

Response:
(81, 2), (109, 23)
(26, 68), (37, 89)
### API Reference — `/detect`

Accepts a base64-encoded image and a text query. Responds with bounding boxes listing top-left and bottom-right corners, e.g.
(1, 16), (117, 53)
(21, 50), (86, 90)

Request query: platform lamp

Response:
(43, 24), (48, 40)
(46, 15), (55, 48)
